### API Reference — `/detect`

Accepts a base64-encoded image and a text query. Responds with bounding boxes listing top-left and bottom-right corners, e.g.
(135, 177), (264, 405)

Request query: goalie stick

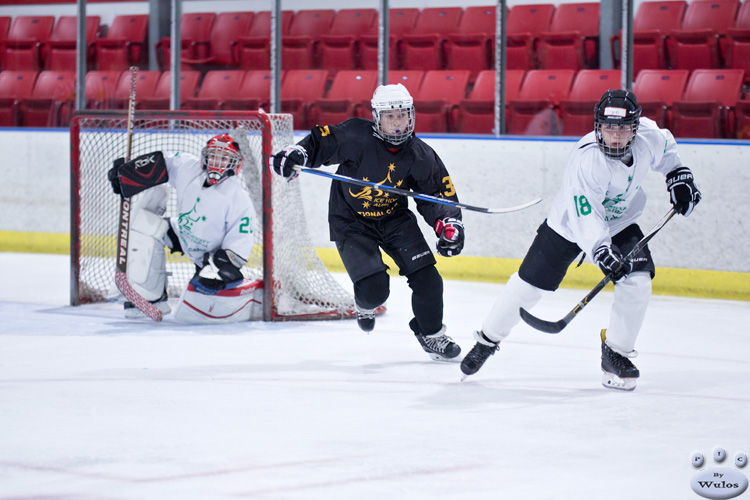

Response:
(294, 166), (542, 214)
(519, 208), (677, 334)
(113, 67), (164, 322)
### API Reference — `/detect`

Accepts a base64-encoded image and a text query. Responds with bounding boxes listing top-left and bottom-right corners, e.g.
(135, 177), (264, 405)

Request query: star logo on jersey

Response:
(348, 163), (398, 200)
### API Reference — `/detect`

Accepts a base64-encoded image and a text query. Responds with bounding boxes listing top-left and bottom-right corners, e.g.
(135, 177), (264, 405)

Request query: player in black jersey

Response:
(271, 83), (464, 362)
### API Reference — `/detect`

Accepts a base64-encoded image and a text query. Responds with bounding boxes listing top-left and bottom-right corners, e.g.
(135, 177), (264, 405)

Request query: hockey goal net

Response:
(70, 110), (356, 321)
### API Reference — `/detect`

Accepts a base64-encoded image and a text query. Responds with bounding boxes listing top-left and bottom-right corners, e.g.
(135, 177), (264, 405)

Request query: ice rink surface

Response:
(1, 252), (749, 500)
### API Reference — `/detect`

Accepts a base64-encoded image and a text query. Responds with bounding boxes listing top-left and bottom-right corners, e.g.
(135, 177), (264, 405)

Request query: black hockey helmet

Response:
(594, 89), (641, 159)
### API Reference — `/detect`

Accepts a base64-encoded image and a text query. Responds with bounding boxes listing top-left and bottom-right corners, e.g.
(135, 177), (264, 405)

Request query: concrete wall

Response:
(2, 128), (748, 273)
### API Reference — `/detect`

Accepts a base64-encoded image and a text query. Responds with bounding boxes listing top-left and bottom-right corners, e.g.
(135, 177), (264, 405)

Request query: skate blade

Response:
(601, 371), (637, 391)
(427, 352), (461, 363)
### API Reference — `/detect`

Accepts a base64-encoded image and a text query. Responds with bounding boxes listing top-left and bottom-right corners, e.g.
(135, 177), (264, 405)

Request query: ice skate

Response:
(124, 291), (171, 319)
(410, 319), (461, 362)
(356, 306), (376, 332)
(460, 330), (500, 378)
(600, 329), (639, 391)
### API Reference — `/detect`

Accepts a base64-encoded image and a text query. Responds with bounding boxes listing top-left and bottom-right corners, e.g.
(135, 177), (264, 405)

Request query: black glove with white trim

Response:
(189, 250), (245, 295)
(435, 217), (465, 257)
(270, 145), (307, 181)
(666, 166), (701, 217)
(593, 244), (632, 282)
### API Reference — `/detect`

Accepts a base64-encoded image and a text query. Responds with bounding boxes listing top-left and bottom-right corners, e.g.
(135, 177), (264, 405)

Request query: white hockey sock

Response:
(606, 271), (652, 354)
(482, 272), (543, 342)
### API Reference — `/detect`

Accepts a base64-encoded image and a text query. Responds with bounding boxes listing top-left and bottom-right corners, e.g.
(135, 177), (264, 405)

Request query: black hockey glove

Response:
(270, 145), (307, 181)
(666, 166), (701, 217)
(435, 217), (465, 257)
(108, 151), (168, 198)
(189, 249), (245, 295)
(593, 244), (632, 282)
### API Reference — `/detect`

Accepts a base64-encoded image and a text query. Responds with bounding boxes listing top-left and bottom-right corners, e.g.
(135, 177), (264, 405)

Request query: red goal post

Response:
(70, 110), (357, 321)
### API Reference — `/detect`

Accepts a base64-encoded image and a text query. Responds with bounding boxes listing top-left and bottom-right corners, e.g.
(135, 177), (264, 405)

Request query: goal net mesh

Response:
(72, 111), (356, 320)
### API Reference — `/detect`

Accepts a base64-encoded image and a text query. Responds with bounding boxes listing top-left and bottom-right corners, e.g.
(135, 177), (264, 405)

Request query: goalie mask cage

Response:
(70, 110), (356, 321)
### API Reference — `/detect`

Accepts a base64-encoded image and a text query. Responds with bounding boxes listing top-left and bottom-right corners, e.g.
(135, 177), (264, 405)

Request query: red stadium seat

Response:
(506, 4), (555, 70)
(538, 3), (600, 71)
(84, 70), (121, 109)
(559, 69), (622, 136)
(111, 70), (161, 109)
(281, 10), (335, 70)
(236, 10), (294, 70)
(182, 70), (245, 110)
(310, 70), (378, 125)
(280, 69), (328, 129)
(735, 99), (750, 138)
(223, 70), (283, 111)
(360, 8), (419, 70)
(413, 69), (470, 133)
(632, 69), (689, 127)
(444, 6), (496, 78)
(671, 68), (744, 138)
(507, 69), (575, 135)
(0, 17), (10, 37)
(139, 70), (201, 110)
(320, 9), (378, 76)
(669, 0), (739, 71)
(18, 70), (75, 127)
(46, 16), (101, 71)
(94, 14), (148, 70)
(400, 7), (463, 71)
(455, 69), (525, 134)
(611, 1), (687, 77)
(0, 70), (37, 126)
(725, 1), (750, 83)
(181, 12), (254, 69)
(1, 16), (54, 71)
(155, 12), (215, 71)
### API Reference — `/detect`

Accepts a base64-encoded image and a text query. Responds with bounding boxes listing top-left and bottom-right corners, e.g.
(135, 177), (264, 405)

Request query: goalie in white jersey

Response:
(108, 133), (262, 323)
(460, 89), (702, 390)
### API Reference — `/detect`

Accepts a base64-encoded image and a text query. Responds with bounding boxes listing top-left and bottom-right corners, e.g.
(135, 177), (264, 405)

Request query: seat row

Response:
(611, 0), (750, 80)
(1, 67), (748, 138)
(0, 3), (599, 78)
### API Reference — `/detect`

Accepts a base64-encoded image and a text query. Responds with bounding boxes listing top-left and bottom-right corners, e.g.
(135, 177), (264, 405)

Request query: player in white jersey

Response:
(108, 133), (260, 322)
(460, 89), (702, 390)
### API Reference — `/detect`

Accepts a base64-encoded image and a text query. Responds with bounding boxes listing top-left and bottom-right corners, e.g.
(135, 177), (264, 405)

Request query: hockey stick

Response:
(519, 208), (677, 334)
(294, 166), (542, 214)
(113, 67), (164, 322)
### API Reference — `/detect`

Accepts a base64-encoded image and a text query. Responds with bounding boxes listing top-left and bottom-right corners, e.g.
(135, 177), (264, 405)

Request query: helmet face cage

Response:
(202, 133), (243, 185)
(594, 89), (641, 159)
(371, 84), (415, 145)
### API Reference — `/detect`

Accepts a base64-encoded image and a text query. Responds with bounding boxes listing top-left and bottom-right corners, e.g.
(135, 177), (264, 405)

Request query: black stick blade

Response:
(519, 307), (567, 334)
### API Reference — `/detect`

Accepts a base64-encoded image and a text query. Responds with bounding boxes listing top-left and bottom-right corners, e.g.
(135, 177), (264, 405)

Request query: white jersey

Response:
(164, 152), (256, 266)
(546, 117), (682, 257)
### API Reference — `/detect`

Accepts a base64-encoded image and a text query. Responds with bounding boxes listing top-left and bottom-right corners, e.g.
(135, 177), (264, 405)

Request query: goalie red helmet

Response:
(202, 133), (243, 185)
(594, 89), (641, 159)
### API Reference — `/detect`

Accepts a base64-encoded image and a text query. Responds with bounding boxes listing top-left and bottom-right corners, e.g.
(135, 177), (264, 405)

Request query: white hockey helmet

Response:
(202, 133), (244, 185)
(371, 83), (415, 145)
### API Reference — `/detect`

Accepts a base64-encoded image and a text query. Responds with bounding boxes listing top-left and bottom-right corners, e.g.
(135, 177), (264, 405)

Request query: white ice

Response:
(1, 252), (749, 500)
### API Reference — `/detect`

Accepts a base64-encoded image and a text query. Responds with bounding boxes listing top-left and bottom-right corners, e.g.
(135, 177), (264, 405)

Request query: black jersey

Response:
(297, 118), (461, 240)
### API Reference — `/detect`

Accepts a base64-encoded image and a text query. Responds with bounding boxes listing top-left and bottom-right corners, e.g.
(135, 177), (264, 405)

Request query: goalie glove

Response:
(435, 217), (465, 257)
(666, 166), (701, 217)
(108, 151), (168, 198)
(188, 249), (245, 295)
(593, 244), (632, 282)
(270, 145), (307, 181)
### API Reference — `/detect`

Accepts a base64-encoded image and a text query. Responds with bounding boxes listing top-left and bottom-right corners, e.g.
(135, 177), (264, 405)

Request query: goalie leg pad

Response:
(173, 279), (264, 323)
(126, 205), (170, 302)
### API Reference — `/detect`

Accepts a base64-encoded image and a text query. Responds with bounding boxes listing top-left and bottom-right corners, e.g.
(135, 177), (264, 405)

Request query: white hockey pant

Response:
(126, 185), (170, 302)
(605, 271), (652, 355)
(482, 272), (544, 342)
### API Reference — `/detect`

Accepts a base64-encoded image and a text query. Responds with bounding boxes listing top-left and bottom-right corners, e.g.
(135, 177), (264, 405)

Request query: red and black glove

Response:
(435, 217), (465, 257)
